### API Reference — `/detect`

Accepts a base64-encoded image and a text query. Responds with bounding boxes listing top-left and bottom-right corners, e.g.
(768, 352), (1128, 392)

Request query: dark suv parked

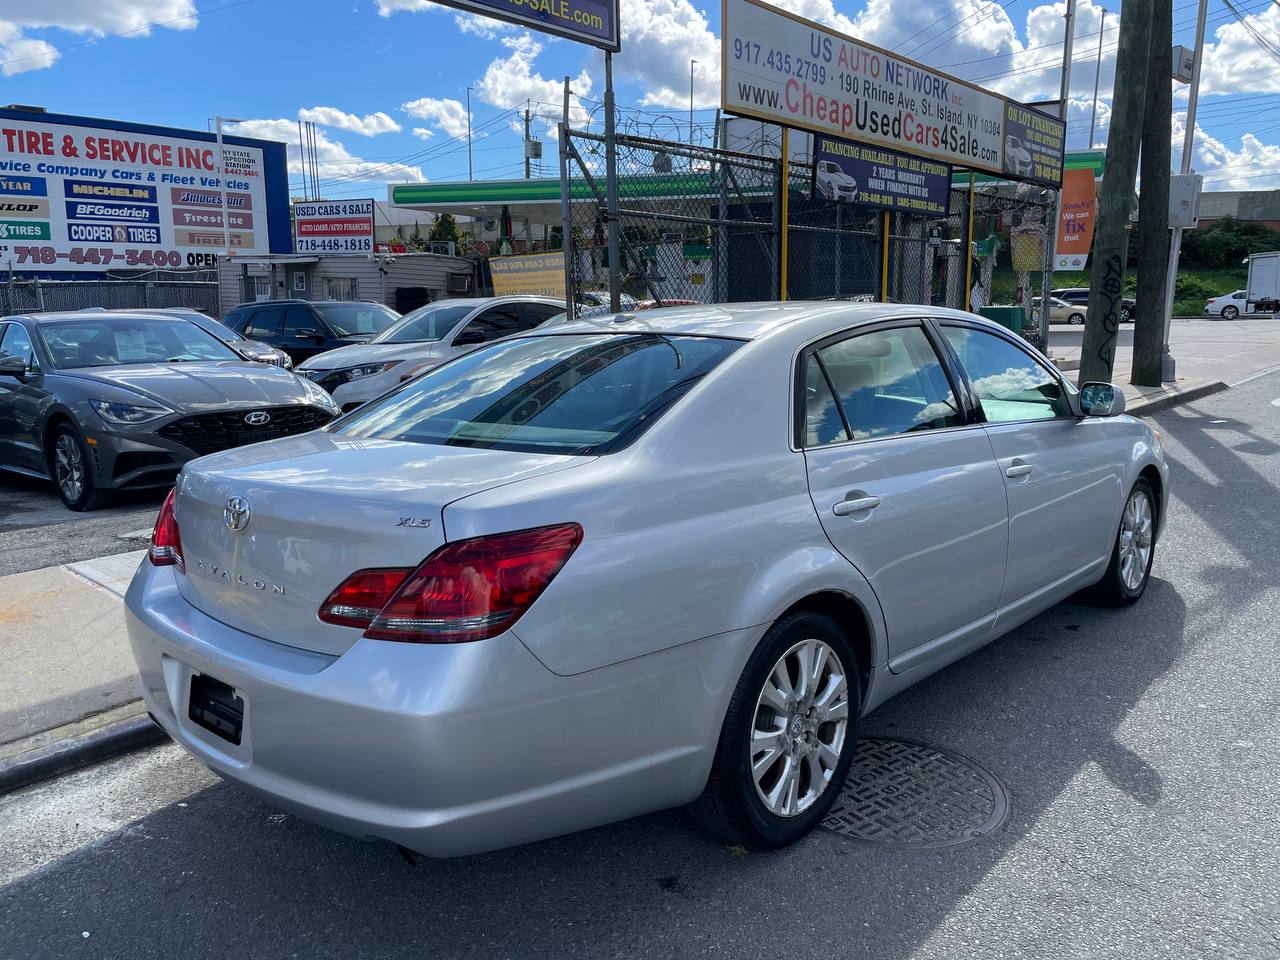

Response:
(222, 300), (401, 364)
(1051, 288), (1136, 323)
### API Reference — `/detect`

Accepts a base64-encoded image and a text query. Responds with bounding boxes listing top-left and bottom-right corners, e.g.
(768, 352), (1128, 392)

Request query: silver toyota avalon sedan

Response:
(125, 303), (1167, 856)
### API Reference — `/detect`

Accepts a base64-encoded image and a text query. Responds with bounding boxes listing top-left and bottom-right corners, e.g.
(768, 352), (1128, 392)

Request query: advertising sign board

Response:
(1053, 168), (1097, 270)
(812, 134), (951, 216)
(428, 0), (619, 50)
(293, 198), (375, 254)
(722, 0), (1065, 185)
(0, 109), (289, 272)
(490, 251), (566, 298)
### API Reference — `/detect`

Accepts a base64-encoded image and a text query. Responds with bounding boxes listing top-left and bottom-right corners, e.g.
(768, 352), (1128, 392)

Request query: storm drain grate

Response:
(822, 737), (1009, 850)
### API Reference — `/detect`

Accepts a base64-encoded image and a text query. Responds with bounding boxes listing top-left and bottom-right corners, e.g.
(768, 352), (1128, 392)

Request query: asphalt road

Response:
(3, 372), (1280, 959)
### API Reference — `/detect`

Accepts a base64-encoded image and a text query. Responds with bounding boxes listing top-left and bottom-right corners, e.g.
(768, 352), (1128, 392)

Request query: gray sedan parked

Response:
(0, 311), (339, 510)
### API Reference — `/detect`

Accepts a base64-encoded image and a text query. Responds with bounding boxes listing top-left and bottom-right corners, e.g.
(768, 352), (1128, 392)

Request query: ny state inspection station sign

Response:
(722, 0), (1065, 186)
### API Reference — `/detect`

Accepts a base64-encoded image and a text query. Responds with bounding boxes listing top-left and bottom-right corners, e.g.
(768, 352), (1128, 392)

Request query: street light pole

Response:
(466, 87), (474, 181)
(213, 116), (242, 263)
(1089, 9), (1107, 149)
(1040, 0), (1077, 349)
(689, 60), (697, 146)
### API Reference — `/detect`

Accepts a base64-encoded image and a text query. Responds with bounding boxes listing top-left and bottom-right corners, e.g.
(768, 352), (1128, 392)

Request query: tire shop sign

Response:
(722, 0), (1065, 186)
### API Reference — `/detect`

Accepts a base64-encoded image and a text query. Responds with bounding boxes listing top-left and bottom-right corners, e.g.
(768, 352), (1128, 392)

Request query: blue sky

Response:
(1, 0), (1277, 197)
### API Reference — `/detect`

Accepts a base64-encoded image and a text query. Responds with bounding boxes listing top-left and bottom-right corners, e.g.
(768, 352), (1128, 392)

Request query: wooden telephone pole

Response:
(1132, 0), (1174, 386)
(1078, 0), (1155, 386)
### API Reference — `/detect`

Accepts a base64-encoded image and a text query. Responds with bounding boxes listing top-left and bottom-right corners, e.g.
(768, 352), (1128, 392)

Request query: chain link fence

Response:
(560, 127), (1055, 346)
(0, 279), (219, 317)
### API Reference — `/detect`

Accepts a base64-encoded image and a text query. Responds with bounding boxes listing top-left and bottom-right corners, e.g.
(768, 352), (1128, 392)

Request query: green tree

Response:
(428, 213), (465, 252)
(1181, 216), (1280, 269)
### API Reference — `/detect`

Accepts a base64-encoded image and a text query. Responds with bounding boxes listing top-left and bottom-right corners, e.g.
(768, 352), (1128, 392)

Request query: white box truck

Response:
(1247, 251), (1280, 313)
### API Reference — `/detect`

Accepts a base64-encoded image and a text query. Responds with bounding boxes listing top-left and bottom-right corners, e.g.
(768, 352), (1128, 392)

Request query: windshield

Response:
(312, 302), (400, 337)
(335, 333), (743, 455)
(189, 315), (246, 342)
(39, 317), (240, 369)
(372, 302), (476, 344)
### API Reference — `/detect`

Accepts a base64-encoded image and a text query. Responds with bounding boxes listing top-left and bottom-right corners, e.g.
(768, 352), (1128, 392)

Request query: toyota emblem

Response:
(244, 411), (271, 426)
(224, 496), (251, 532)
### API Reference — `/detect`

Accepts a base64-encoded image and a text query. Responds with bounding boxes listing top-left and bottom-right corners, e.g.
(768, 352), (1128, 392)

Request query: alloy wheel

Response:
(1119, 488), (1154, 592)
(751, 638), (850, 818)
(54, 434), (84, 504)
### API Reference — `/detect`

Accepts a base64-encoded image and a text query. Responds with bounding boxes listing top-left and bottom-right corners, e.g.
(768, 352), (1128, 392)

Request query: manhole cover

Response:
(822, 737), (1008, 849)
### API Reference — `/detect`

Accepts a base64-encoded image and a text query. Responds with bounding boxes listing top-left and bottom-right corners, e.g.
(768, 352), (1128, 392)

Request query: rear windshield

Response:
(334, 333), (742, 455)
(312, 302), (400, 337)
(38, 317), (239, 368)
(372, 302), (475, 344)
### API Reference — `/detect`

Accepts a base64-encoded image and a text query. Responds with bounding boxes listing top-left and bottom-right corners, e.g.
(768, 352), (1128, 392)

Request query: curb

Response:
(0, 713), (168, 796)
(1127, 380), (1229, 416)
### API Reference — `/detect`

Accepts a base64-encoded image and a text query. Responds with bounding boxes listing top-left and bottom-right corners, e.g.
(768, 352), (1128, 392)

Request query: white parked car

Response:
(127, 303), (1166, 857)
(296, 297), (566, 411)
(1204, 290), (1250, 319)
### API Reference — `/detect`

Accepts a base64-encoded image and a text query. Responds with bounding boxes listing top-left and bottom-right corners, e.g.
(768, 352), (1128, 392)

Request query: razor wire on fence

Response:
(0, 279), (219, 317)
(559, 126), (1054, 341)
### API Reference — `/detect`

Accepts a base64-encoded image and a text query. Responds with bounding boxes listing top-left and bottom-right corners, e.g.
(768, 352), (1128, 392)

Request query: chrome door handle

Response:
(1005, 463), (1033, 479)
(833, 495), (882, 517)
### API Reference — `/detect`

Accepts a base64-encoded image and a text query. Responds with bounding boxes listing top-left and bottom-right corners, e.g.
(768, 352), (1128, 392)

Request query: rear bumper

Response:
(124, 562), (739, 856)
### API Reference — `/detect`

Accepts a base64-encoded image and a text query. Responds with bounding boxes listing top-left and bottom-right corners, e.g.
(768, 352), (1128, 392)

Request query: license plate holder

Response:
(188, 672), (244, 746)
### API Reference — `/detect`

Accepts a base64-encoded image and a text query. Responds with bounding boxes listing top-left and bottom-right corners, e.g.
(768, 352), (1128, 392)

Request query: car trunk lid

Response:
(173, 431), (590, 656)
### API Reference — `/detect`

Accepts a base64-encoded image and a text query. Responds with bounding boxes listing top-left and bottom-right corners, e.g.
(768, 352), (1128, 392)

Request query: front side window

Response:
(313, 302), (399, 337)
(943, 325), (1069, 423)
(1, 323), (37, 371)
(243, 309), (281, 339)
(282, 307), (321, 337)
(336, 333), (742, 455)
(373, 302), (476, 344)
(455, 305), (521, 344)
(807, 325), (961, 443)
(38, 318), (239, 369)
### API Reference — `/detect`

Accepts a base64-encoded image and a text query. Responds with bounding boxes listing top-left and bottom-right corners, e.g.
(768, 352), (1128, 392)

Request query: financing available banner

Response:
(812, 134), (951, 216)
(722, 0), (1065, 185)
(0, 114), (281, 271)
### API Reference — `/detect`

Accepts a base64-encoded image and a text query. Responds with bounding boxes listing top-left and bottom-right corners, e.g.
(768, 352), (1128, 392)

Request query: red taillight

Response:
(320, 523), (582, 643)
(318, 568), (412, 628)
(149, 488), (184, 568)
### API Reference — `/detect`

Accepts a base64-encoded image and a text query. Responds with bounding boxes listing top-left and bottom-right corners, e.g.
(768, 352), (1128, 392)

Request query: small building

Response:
(217, 251), (475, 316)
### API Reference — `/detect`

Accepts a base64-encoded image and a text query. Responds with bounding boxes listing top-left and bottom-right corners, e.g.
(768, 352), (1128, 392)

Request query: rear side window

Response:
(521, 303), (566, 329)
(336, 333), (742, 455)
(943, 325), (1069, 423)
(809, 325), (962, 443)
(456, 305), (521, 343)
(243, 308), (280, 339)
(281, 307), (320, 337)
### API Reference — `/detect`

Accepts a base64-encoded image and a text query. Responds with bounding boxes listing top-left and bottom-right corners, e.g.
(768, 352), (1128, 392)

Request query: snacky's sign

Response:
(429, 0), (618, 49)
(722, 0), (1064, 185)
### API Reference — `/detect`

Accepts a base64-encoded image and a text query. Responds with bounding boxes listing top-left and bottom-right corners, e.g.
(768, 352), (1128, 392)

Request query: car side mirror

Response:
(453, 329), (486, 346)
(0, 355), (26, 380)
(1080, 382), (1126, 417)
(294, 328), (318, 338)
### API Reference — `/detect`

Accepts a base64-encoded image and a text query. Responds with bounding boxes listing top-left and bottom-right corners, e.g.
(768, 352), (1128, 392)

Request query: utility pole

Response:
(1040, 0), (1076, 349)
(1131, 0), (1173, 386)
(524, 107), (532, 180)
(466, 87), (474, 181)
(1089, 9), (1108, 148)
(1079, 0), (1155, 386)
(1159, 0), (1210, 381)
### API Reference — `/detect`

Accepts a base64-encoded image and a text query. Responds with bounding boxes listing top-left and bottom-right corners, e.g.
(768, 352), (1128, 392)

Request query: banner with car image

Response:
(811, 135), (951, 216)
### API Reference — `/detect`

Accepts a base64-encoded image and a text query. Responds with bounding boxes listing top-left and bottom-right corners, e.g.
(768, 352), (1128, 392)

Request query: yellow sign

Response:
(490, 251), (566, 298)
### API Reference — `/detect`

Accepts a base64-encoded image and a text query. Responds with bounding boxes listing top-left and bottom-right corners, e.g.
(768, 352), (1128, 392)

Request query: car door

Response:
(800, 320), (1010, 666)
(0, 321), (52, 474)
(446, 304), (522, 360)
(279, 306), (330, 362)
(939, 321), (1124, 611)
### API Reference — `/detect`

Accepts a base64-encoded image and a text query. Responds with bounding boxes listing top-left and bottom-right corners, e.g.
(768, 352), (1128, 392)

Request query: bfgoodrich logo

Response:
(0, 220), (51, 240)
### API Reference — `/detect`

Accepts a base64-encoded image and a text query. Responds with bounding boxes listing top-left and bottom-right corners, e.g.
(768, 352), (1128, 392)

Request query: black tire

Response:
(1089, 478), (1157, 607)
(1120, 307), (1133, 323)
(49, 424), (109, 512)
(689, 611), (860, 849)
(1221, 305), (1239, 320)
(1069, 312), (1086, 325)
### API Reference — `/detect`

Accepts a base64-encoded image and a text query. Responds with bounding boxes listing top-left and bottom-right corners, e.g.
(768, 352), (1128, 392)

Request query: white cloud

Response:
(298, 106), (401, 136)
(411, 127), (435, 140)
(616, 0), (720, 109)
(227, 118), (426, 186)
(1198, 2), (1280, 97)
(474, 33), (591, 132)
(374, 0), (435, 13)
(0, 0), (197, 75)
(403, 96), (471, 139)
(1172, 113), (1280, 189)
(454, 11), (516, 38)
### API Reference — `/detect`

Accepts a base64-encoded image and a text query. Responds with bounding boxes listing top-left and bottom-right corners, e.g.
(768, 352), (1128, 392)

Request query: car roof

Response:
(12, 310), (194, 325)
(532, 301), (1013, 343)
